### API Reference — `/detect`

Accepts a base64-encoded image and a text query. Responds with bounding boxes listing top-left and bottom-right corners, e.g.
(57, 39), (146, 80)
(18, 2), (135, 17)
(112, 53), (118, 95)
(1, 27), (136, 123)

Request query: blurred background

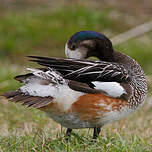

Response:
(0, 0), (152, 151)
(0, 0), (152, 91)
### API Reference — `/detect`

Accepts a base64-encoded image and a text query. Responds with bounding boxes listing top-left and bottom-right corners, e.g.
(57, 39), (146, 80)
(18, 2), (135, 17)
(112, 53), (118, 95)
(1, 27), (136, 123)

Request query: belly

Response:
(47, 106), (133, 129)
(39, 94), (134, 129)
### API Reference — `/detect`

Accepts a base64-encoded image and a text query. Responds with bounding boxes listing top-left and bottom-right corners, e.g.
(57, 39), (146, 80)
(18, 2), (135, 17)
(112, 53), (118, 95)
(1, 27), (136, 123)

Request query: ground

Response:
(0, 1), (152, 151)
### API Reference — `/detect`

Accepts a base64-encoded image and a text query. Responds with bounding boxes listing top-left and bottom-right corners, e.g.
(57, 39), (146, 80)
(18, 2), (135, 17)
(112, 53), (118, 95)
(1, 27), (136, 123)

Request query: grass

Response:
(0, 6), (130, 59)
(0, 2), (152, 152)
(0, 6), (152, 74)
(0, 132), (151, 151)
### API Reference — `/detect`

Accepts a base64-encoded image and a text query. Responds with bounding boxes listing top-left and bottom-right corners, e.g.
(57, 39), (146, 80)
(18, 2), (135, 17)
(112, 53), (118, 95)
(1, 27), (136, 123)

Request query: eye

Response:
(71, 44), (76, 50)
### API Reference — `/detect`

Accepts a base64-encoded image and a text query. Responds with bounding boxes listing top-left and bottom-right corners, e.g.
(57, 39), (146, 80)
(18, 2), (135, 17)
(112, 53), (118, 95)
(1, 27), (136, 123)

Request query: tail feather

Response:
(14, 68), (49, 83)
(2, 90), (53, 109)
(1, 67), (66, 108)
(15, 73), (33, 82)
(3, 91), (20, 98)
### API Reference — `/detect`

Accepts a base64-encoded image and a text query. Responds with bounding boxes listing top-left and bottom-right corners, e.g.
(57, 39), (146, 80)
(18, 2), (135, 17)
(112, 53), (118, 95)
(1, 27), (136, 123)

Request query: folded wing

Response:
(28, 56), (131, 83)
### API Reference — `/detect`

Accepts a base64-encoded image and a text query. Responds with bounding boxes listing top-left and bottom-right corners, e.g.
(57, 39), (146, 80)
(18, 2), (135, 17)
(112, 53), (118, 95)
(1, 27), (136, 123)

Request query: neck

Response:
(90, 39), (114, 62)
(113, 50), (147, 109)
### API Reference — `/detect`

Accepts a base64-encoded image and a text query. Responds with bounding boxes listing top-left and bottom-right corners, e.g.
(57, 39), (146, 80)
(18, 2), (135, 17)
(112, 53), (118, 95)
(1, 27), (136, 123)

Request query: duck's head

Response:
(65, 31), (114, 62)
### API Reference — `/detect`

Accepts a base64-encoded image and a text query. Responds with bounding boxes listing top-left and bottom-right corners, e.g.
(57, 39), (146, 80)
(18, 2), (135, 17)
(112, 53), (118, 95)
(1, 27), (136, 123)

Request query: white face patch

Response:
(65, 42), (87, 59)
(92, 81), (126, 98)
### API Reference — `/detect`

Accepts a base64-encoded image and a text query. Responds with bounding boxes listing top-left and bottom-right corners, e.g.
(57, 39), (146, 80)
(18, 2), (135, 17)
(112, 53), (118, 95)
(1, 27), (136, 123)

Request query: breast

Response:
(71, 94), (132, 125)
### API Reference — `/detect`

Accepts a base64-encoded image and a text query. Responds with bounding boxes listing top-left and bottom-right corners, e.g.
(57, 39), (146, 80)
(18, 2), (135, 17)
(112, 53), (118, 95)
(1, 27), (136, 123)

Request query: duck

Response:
(2, 31), (147, 139)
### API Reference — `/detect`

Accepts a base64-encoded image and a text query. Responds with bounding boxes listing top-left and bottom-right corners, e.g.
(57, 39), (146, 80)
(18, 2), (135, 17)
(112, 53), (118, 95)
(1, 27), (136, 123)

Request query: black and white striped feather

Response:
(28, 56), (131, 84)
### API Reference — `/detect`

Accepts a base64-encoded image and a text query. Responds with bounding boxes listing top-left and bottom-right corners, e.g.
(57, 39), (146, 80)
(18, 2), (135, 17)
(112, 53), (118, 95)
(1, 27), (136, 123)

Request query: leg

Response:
(93, 127), (101, 139)
(66, 128), (72, 137)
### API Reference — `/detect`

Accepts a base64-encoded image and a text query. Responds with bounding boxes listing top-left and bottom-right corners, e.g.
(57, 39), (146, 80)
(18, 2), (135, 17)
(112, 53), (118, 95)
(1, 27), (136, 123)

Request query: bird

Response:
(2, 31), (147, 139)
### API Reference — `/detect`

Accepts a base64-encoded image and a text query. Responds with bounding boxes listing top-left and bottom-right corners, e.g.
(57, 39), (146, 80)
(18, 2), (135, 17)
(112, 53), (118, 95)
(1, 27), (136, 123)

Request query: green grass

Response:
(0, 6), (152, 74)
(0, 3), (152, 152)
(0, 64), (21, 92)
(0, 131), (151, 151)
(0, 6), (130, 59)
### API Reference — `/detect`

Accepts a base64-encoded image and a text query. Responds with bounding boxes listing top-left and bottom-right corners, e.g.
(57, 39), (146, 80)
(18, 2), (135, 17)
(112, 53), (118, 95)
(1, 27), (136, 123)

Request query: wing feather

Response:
(28, 56), (130, 83)
(2, 90), (53, 108)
